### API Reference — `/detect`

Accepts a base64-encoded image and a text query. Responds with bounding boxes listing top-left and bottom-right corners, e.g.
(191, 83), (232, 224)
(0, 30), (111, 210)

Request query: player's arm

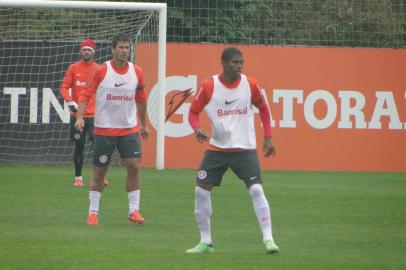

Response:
(135, 66), (149, 140)
(188, 80), (212, 143)
(250, 79), (275, 157)
(75, 68), (101, 131)
(259, 104), (275, 158)
(75, 99), (88, 131)
(60, 64), (78, 112)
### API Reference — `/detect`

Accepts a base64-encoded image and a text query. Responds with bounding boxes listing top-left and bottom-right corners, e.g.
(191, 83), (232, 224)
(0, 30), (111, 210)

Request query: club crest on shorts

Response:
(99, 155), (108, 164)
(197, 170), (207, 179)
(74, 133), (81, 140)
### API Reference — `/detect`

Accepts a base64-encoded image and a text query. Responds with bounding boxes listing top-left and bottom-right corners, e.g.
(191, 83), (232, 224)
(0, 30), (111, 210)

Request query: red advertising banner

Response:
(140, 44), (406, 172)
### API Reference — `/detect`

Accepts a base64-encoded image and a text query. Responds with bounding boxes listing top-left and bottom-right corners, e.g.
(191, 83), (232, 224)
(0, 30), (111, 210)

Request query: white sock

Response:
(128, 190), (140, 214)
(249, 184), (274, 242)
(89, 191), (101, 213)
(195, 186), (212, 245)
(75, 176), (82, 180)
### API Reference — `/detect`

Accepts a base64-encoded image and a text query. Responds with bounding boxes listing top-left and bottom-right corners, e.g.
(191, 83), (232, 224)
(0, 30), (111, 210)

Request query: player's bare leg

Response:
(91, 165), (108, 191)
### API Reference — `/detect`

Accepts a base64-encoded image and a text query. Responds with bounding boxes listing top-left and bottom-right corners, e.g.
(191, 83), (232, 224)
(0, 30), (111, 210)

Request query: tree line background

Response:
(164, 0), (406, 48)
(1, 0), (405, 48)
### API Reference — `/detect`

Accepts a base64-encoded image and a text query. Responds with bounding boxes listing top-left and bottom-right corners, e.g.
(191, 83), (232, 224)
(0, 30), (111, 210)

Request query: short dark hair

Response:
(112, 34), (130, 48)
(221, 47), (242, 62)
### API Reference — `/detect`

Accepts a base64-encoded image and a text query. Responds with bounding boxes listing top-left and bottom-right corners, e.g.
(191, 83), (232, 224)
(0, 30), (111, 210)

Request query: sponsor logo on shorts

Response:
(74, 133), (81, 140)
(99, 155), (108, 164)
(197, 170), (207, 179)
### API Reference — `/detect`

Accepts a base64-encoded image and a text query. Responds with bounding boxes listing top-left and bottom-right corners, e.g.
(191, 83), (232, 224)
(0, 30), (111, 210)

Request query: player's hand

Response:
(139, 125), (150, 140)
(67, 100), (78, 113)
(74, 118), (84, 132)
(195, 128), (209, 143)
(263, 137), (276, 158)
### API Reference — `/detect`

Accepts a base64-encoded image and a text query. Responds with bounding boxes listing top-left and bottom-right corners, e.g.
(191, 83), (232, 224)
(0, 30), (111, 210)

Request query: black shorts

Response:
(69, 116), (94, 144)
(93, 133), (142, 166)
(196, 150), (262, 187)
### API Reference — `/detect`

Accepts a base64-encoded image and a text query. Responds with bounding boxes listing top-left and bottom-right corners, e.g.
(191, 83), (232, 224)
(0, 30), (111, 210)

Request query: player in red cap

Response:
(60, 38), (108, 187)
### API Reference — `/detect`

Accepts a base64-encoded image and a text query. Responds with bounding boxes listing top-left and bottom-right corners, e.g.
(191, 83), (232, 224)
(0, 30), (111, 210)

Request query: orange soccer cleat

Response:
(74, 179), (84, 187)
(128, 211), (144, 224)
(87, 212), (98, 225)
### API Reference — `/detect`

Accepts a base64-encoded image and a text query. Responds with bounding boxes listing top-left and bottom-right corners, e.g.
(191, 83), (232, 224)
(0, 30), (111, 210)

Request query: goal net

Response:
(0, 1), (166, 168)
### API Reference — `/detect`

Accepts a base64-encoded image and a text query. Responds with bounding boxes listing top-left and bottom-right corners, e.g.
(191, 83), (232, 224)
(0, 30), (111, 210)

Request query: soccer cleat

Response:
(186, 243), (214, 254)
(128, 211), (144, 224)
(103, 178), (109, 187)
(87, 212), (98, 225)
(264, 239), (279, 254)
(74, 179), (84, 187)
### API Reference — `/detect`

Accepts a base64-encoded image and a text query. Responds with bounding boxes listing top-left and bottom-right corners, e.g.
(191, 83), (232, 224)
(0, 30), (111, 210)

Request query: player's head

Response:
(221, 47), (244, 81)
(112, 34), (131, 49)
(80, 38), (95, 62)
(111, 34), (131, 63)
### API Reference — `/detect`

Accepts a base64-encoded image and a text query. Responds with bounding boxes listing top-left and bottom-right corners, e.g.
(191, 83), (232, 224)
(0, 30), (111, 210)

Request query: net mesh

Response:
(0, 6), (159, 165)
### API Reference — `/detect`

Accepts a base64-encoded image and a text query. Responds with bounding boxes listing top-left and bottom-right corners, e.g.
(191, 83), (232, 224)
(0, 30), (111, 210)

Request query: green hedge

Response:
(1, 0), (404, 48)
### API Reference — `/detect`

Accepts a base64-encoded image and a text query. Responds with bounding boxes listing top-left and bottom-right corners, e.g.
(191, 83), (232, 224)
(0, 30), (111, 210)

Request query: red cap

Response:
(80, 39), (95, 53)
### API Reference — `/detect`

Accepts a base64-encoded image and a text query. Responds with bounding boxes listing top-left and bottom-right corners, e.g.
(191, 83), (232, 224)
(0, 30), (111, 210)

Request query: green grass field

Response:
(0, 165), (405, 270)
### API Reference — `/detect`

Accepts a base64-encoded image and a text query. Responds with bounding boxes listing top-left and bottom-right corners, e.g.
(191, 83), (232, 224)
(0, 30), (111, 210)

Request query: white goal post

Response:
(0, 0), (166, 169)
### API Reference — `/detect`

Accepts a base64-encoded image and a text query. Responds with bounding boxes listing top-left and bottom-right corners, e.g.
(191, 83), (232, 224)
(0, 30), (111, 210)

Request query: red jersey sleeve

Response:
(247, 77), (263, 106)
(79, 65), (106, 103)
(134, 65), (146, 103)
(190, 79), (214, 114)
(188, 110), (200, 130)
(258, 101), (272, 137)
(247, 77), (272, 137)
(60, 64), (75, 101)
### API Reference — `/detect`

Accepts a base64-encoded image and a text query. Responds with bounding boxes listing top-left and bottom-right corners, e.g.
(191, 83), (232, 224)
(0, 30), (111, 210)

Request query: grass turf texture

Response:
(0, 166), (405, 270)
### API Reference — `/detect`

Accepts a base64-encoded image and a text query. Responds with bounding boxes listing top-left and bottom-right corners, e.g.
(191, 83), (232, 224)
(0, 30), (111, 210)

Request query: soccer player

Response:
(75, 34), (149, 225)
(186, 47), (279, 254)
(60, 38), (108, 188)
